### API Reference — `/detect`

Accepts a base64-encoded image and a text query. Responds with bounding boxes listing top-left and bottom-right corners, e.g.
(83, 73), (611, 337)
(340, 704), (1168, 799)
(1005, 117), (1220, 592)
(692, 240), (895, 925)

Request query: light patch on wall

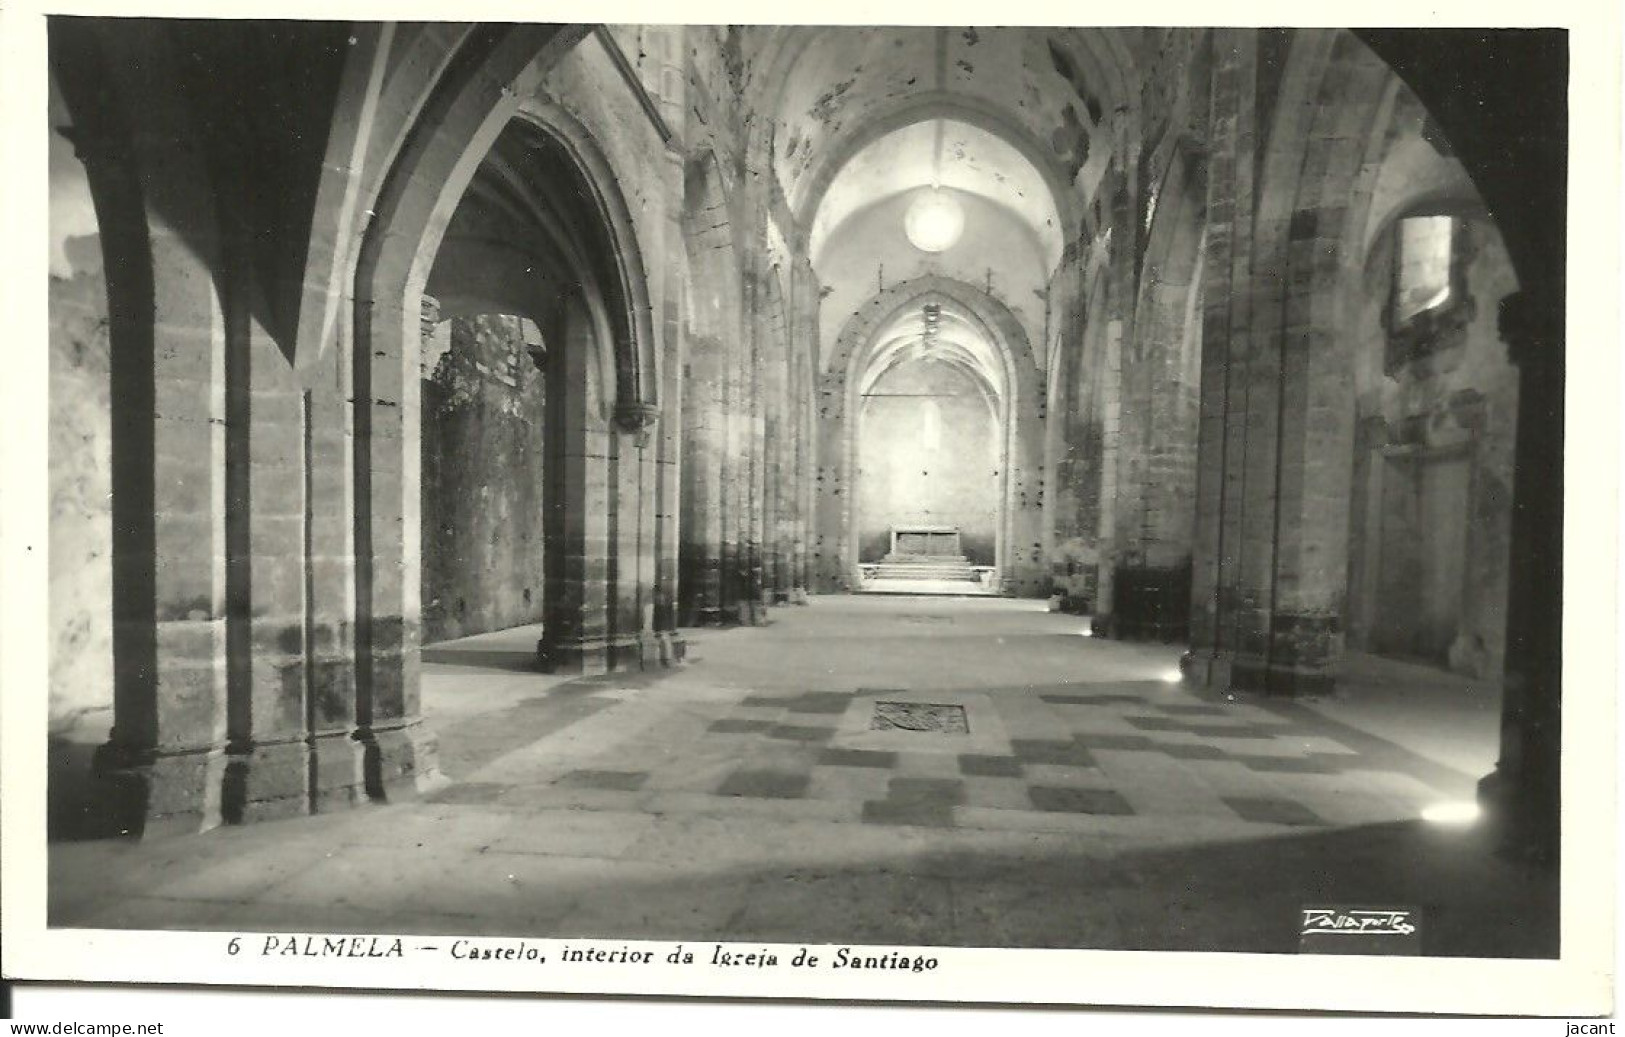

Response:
(923, 397), (941, 450)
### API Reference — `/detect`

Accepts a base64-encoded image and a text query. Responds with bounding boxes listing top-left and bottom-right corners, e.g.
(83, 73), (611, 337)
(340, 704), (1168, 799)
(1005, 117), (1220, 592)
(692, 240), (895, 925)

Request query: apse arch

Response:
(815, 274), (1046, 596)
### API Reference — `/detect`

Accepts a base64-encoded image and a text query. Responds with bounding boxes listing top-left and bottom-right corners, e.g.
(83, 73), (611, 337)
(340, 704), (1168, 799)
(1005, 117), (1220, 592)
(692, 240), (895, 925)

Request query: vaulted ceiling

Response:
(748, 26), (1143, 371)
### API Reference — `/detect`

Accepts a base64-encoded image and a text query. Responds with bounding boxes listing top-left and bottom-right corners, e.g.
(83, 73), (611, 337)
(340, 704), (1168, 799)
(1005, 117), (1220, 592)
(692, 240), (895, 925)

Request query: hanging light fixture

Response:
(905, 189), (965, 253)
(904, 119), (964, 253)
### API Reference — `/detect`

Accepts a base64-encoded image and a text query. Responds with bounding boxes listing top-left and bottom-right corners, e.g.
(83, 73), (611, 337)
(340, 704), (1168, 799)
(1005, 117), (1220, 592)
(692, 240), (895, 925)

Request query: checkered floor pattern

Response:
(429, 678), (1464, 833)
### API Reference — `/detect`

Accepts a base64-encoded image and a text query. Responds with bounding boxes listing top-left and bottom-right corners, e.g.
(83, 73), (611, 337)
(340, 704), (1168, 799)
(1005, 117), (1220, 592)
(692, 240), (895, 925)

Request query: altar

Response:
(889, 525), (962, 558)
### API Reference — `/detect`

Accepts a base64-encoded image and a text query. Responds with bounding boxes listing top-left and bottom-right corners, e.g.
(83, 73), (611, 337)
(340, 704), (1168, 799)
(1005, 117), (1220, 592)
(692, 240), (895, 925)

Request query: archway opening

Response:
(47, 69), (119, 839)
(412, 110), (634, 697)
(851, 298), (1008, 594)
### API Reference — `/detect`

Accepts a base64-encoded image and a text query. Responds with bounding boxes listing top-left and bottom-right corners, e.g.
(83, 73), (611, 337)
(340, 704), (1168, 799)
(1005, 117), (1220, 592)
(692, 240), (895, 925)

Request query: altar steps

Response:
(873, 554), (979, 582)
(859, 554), (998, 596)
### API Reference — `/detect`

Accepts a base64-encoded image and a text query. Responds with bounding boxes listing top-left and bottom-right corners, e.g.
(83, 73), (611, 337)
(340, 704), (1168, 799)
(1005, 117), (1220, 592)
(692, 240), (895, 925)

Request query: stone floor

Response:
(48, 596), (1557, 956)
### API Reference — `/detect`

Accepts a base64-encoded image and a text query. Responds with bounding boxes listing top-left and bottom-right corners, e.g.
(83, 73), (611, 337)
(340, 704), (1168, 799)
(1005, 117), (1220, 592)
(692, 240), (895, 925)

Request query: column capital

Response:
(614, 399), (662, 439)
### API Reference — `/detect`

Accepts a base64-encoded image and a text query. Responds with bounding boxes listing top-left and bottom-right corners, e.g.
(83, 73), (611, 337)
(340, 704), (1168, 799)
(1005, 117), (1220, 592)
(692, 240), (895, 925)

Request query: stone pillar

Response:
(96, 227), (231, 836)
(1183, 30), (1362, 697)
(221, 304), (313, 823)
(1185, 30), (1259, 689)
(719, 270), (749, 623)
(608, 408), (656, 670)
(680, 332), (728, 625)
(1115, 239), (1202, 641)
(653, 149), (688, 663)
(742, 259), (769, 623)
(538, 295), (613, 673)
(792, 258), (821, 602)
(63, 31), (233, 836)
(813, 366), (852, 592)
(352, 286), (440, 800)
(1046, 265), (1094, 606)
(1477, 288), (1562, 862)
(305, 337), (365, 810)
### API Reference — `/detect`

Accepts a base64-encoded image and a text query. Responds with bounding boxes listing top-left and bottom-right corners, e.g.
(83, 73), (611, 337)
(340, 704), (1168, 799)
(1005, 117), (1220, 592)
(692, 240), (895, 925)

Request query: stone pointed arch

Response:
(513, 99), (663, 428)
(814, 275), (1046, 596)
(348, 23), (652, 798)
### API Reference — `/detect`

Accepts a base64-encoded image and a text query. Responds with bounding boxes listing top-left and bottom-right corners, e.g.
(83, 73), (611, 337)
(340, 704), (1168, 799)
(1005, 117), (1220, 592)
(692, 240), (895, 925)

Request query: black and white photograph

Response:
(1, 0), (1616, 1021)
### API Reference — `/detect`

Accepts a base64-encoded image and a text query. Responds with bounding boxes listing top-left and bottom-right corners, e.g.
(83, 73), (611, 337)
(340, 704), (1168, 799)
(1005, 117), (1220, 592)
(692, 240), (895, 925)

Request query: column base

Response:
(359, 718), (446, 803)
(1476, 764), (1559, 866)
(222, 738), (311, 825)
(608, 634), (653, 671)
(311, 728), (369, 812)
(1230, 658), (1337, 698)
(1180, 650), (1231, 689)
(1111, 564), (1193, 642)
(687, 606), (728, 627)
(536, 635), (611, 675)
(656, 631), (688, 667)
(789, 588), (809, 605)
(772, 589), (792, 605)
(92, 742), (227, 839)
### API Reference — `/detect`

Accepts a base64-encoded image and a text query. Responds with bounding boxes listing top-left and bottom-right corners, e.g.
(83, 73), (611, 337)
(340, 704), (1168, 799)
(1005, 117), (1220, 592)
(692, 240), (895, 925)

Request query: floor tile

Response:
(715, 769), (811, 799)
(958, 753), (1024, 778)
(818, 747), (898, 768)
(1028, 786), (1135, 815)
(1220, 795), (1325, 826)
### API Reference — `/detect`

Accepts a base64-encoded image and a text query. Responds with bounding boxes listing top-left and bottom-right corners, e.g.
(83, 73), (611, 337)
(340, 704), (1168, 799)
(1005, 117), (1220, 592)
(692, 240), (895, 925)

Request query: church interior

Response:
(43, 21), (1566, 956)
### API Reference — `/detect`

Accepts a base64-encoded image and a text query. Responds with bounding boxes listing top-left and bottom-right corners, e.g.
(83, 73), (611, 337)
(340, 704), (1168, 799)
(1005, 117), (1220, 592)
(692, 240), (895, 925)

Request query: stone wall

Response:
(48, 236), (113, 735)
(48, 74), (113, 736)
(1345, 214), (1518, 678)
(856, 359), (999, 565)
(420, 315), (548, 644)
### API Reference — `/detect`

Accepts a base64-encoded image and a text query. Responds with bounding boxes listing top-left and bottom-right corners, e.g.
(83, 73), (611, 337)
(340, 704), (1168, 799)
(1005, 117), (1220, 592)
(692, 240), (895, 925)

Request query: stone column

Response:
(221, 299), (313, 823)
(793, 259), (821, 602)
(1115, 249), (1202, 641)
(680, 332), (728, 625)
(96, 230), (231, 836)
(607, 407), (655, 670)
(743, 259), (769, 623)
(1477, 288), (1562, 861)
(1046, 264), (1093, 606)
(305, 335), (364, 810)
(718, 268), (749, 623)
(538, 295), (613, 673)
(1185, 29), (1259, 689)
(63, 29), (233, 836)
(813, 365), (852, 592)
(1184, 30), (1363, 697)
(653, 150), (688, 663)
(352, 285), (441, 800)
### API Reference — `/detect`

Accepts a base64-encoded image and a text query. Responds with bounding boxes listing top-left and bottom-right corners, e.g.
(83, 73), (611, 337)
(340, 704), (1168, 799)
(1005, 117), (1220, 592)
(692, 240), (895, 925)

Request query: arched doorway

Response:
(352, 62), (662, 795)
(818, 276), (1045, 596)
(854, 300), (1004, 592)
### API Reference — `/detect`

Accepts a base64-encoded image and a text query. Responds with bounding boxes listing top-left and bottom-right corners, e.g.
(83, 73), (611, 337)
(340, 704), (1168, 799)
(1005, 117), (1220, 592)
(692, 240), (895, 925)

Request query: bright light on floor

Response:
(1078, 618), (1094, 637)
(1162, 669), (1183, 684)
(1421, 801), (1481, 825)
